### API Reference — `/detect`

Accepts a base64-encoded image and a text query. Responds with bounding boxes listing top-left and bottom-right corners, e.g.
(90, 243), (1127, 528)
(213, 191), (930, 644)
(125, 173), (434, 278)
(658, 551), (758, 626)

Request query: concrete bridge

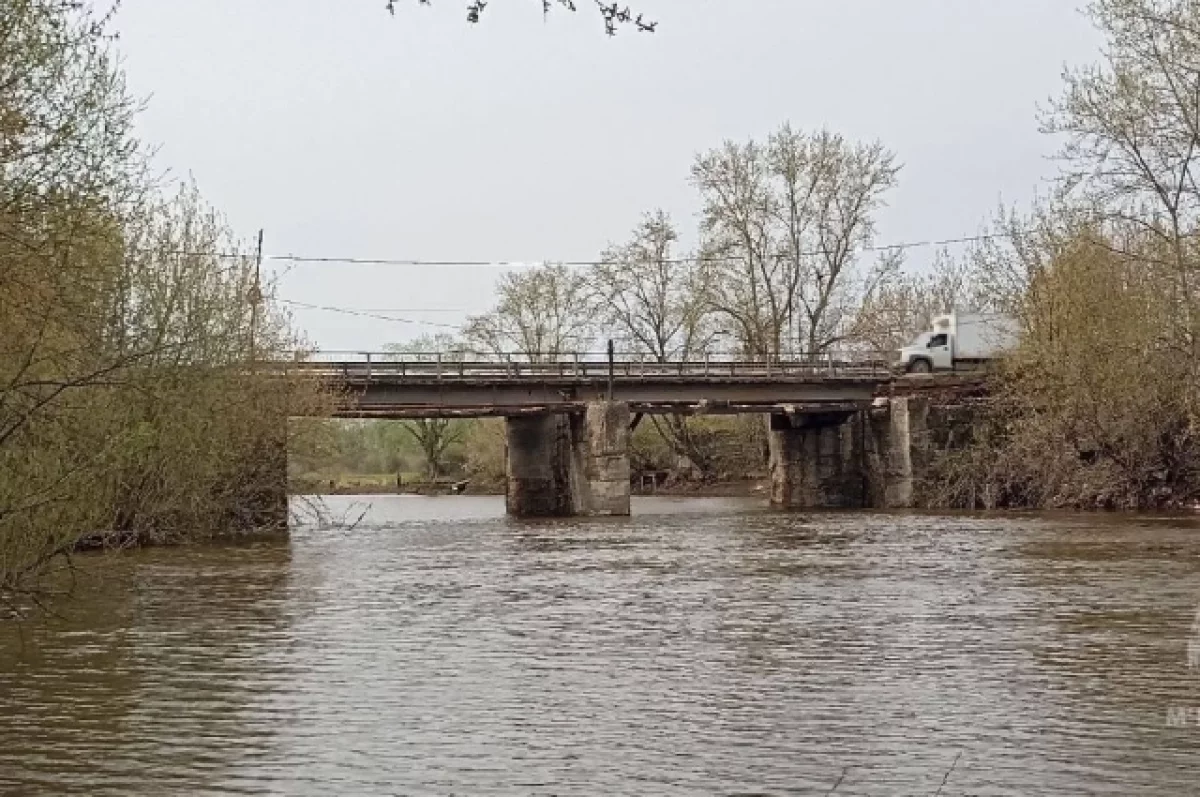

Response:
(285, 351), (981, 518)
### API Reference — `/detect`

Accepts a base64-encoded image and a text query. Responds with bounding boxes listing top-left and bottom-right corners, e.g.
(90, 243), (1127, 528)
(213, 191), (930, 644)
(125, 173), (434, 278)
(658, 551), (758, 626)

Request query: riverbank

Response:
(292, 474), (767, 498)
(635, 479), (768, 498)
(293, 476), (497, 496)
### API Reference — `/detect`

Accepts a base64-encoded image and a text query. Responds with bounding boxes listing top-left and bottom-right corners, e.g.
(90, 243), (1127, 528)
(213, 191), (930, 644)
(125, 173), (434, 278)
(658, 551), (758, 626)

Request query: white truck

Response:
(893, 312), (1019, 374)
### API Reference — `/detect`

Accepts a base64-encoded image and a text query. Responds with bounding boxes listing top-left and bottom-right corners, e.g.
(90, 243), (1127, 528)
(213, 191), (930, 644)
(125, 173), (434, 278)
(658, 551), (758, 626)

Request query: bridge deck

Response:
(281, 355), (894, 419)
(286, 357), (889, 381)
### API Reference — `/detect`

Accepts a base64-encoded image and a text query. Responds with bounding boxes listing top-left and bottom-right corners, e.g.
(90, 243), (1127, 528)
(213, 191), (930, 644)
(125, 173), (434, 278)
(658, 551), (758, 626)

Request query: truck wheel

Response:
(908, 359), (932, 374)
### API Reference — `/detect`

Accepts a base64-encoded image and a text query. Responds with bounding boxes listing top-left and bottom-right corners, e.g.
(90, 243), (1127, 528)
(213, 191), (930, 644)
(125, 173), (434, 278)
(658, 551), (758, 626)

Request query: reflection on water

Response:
(2, 498), (1200, 795)
(0, 542), (294, 796)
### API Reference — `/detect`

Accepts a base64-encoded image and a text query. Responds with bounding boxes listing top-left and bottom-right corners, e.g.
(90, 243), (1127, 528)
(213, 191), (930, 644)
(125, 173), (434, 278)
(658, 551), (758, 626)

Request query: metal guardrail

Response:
(276, 350), (892, 380)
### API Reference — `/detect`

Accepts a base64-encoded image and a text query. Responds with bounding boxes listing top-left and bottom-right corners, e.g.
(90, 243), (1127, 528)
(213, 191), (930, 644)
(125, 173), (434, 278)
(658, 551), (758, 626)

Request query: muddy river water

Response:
(2, 497), (1199, 795)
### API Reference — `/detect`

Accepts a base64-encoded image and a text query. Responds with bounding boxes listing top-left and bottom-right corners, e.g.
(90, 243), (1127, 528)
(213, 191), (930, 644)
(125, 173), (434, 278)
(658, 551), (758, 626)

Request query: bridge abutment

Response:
(866, 395), (983, 509)
(504, 401), (631, 518)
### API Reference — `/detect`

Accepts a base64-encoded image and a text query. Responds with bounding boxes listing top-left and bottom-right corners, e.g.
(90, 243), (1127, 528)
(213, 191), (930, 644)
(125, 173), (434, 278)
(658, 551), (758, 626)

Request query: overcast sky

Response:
(113, 1), (1102, 351)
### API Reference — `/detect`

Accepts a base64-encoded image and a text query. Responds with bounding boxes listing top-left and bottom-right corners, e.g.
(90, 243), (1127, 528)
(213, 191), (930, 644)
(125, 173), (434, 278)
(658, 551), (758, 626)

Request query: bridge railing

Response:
(280, 350), (892, 380)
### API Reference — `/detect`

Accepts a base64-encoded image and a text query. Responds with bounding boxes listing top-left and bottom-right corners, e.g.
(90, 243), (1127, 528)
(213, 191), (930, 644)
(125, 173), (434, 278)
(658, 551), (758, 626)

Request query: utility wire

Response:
(311, 307), (468, 313)
(266, 231), (1016, 267)
(271, 229), (1035, 328)
(276, 298), (463, 329)
(126, 229), (1027, 269)
(153, 227), (1040, 329)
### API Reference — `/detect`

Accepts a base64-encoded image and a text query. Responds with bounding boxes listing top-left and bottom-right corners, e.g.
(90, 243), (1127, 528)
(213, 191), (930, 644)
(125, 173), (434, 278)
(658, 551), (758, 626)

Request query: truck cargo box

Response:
(949, 313), (1020, 360)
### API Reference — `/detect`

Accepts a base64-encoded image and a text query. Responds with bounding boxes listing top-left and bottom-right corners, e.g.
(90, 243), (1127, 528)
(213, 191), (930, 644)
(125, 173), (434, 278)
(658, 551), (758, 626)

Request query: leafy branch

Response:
(385, 0), (657, 34)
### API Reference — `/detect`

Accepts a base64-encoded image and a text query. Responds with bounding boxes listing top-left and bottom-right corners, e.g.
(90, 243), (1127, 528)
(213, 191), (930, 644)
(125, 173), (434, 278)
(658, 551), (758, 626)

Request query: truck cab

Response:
(897, 328), (952, 373)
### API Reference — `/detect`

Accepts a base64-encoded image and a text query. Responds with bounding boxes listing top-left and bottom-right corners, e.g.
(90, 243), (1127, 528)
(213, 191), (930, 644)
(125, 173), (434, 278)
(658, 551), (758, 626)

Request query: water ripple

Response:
(2, 498), (1199, 795)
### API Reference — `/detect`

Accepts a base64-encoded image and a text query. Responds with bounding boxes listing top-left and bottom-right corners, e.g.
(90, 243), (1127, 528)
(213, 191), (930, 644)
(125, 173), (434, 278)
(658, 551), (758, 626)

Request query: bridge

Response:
(286, 350), (892, 418)
(283, 351), (979, 519)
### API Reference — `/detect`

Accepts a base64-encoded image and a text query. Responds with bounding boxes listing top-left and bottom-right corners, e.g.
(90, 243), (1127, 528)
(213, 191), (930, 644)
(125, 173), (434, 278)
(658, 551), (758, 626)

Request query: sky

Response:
(112, 1), (1103, 352)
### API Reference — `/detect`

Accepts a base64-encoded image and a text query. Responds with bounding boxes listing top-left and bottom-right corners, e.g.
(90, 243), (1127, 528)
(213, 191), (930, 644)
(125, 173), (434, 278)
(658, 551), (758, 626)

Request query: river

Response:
(2, 497), (1199, 795)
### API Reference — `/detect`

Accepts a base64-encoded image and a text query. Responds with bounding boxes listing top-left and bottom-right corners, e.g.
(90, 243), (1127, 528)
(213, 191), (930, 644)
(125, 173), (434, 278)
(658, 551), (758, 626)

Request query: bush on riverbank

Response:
(918, 1), (1200, 511)
(926, 221), (1200, 510)
(0, 2), (325, 608)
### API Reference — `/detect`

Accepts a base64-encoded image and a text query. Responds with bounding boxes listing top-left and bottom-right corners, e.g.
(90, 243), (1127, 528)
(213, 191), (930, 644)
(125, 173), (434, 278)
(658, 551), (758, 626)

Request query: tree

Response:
(461, 419), (507, 488)
(957, 227), (1196, 509)
(849, 251), (975, 353)
(387, 0), (658, 35)
(691, 126), (900, 359)
(935, 0), (1200, 509)
(1023, 0), (1200, 498)
(403, 417), (463, 480)
(384, 334), (469, 480)
(1043, 0), (1200, 378)
(463, 264), (595, 360)
(590, 211), (721, 474)
(590, 210), (712, 360)
(0, 1), (327, 608)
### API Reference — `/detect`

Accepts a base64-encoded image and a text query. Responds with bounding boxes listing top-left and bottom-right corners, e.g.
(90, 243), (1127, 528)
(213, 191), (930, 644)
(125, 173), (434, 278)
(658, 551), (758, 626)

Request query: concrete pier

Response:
(578, 401), (632, 516)
(766, 395), (975, 511)
(865, 395), (979, 509)
(503, 395), (966, 516)
(505, 413), (574, 517)
(504, 401), (631, 518)
(875, 396), (927, 508)
(768, 411), (865, 509)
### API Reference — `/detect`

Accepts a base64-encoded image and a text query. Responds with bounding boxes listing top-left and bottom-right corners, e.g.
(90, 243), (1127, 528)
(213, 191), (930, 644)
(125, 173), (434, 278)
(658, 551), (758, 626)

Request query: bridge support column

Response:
(577, 400), (632, 516)
(505, 414), (574, 517)
(768, 411), (866, 510)
(505, 401), (631, 518)
(882, 396), (925, 508)
(864, 396), (944, 509)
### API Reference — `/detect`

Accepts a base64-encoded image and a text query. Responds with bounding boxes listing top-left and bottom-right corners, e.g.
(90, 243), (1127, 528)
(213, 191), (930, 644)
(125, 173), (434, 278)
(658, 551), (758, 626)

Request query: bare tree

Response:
(590, 210), (712, 360)
(404, 418), (464, 481)
(850, 250), (975, 353)
(384, 334), (468, 480)
(784, 130), (901, 355)
(1042, 0), (1200, 369)
(692, 125), (900, 359)
(691, 138), (778, 358)
(590, 211), (720, 475)
(463, 264), (595, 360)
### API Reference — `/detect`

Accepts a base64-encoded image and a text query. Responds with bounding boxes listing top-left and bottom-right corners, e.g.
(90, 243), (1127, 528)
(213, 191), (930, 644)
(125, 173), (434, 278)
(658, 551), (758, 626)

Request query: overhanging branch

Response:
(385, 0), (656, 33)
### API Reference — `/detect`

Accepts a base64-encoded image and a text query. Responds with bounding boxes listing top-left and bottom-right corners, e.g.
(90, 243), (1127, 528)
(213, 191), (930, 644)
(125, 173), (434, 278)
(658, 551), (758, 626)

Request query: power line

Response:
(863, 231), (1015, 254)
(314, 307), (468, 313)
(277, 299), (463, 329)
(159, 228), (1037, 332)
(265, 231), (1010, 267)
(125, 229), (1026, 269)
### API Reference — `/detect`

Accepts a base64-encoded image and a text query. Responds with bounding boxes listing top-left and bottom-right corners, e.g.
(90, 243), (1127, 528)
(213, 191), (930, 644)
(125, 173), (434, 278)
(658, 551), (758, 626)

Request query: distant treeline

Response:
(375, 0), (1200, 510)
